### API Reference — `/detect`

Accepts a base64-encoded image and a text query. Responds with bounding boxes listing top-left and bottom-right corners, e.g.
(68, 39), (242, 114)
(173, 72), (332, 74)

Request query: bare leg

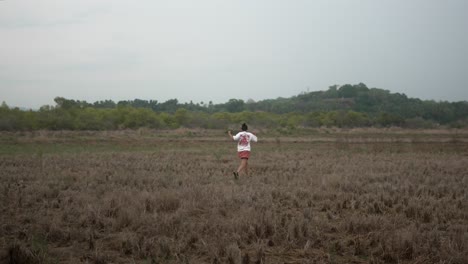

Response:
(237, 159), (247, 175)
(245, 160), (249, 176)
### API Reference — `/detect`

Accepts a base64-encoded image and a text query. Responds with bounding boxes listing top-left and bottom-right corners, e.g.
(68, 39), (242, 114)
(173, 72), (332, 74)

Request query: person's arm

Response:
(228, 130), (234, 140)
(251, 132), (258, 142)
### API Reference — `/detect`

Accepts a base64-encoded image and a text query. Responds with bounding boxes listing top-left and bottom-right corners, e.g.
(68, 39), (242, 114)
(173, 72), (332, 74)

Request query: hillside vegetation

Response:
(1, 83), (468, 130)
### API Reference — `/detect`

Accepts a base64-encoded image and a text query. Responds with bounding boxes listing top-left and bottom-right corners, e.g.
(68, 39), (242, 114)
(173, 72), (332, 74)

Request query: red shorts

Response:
(238, 151), (250, 159)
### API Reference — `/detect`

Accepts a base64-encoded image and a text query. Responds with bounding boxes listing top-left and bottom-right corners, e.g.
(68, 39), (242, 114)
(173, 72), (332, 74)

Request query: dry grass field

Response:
(0, 128), (467, 263)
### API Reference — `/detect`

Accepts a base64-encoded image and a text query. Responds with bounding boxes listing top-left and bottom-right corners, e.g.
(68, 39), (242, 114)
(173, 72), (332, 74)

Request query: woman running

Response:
(228, 123), (258, 179)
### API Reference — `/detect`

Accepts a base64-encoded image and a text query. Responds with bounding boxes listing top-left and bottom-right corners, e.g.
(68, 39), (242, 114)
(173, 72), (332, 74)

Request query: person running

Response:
(228, 123), (258, 179)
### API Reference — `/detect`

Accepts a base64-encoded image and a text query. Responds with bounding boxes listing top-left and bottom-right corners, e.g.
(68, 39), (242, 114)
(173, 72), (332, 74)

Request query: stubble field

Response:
(0, 129), (467, 263)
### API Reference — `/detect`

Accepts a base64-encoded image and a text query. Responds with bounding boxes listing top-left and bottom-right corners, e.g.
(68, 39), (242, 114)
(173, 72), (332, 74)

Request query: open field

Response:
(1, 129), (467, 263)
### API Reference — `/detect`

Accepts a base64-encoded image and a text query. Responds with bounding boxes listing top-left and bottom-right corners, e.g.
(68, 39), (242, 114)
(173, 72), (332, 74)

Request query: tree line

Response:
(1, 83), (467, 131)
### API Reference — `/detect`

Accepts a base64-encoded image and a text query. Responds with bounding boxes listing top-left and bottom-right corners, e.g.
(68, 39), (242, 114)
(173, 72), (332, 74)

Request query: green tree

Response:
(376, 112), (405, 127)
(343, 111), (369, 127)
(175, 108), (189, 127)
(225, 99), (245, 113)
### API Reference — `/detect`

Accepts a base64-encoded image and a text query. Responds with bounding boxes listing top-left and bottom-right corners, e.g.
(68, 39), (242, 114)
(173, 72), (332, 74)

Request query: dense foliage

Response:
(1, 83), (467, 130)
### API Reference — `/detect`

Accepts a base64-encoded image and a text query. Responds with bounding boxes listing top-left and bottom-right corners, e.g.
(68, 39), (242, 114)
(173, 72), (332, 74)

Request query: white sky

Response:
(1, 0), (467, 108)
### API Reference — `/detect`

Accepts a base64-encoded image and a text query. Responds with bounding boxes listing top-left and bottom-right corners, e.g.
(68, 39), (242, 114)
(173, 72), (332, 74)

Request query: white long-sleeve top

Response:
(233, 131), (258, 152)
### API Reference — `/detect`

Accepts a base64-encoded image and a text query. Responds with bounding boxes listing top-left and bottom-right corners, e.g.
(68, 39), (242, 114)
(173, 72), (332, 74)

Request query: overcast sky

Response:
(1, 0), (467, 108)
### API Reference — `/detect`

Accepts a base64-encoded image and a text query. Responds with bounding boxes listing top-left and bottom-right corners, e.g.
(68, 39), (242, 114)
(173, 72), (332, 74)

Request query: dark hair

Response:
(241, 123), (248, 131)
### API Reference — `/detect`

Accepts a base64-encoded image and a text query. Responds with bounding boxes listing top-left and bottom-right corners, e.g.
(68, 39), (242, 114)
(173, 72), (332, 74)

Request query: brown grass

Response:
(0, 129), (467, 263)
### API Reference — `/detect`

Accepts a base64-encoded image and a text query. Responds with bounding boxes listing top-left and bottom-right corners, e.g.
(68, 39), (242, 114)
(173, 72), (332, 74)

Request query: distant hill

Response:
(52, 83), (468, 125)
(2, 83), (467, 131)
(247, 83), (468, 124)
